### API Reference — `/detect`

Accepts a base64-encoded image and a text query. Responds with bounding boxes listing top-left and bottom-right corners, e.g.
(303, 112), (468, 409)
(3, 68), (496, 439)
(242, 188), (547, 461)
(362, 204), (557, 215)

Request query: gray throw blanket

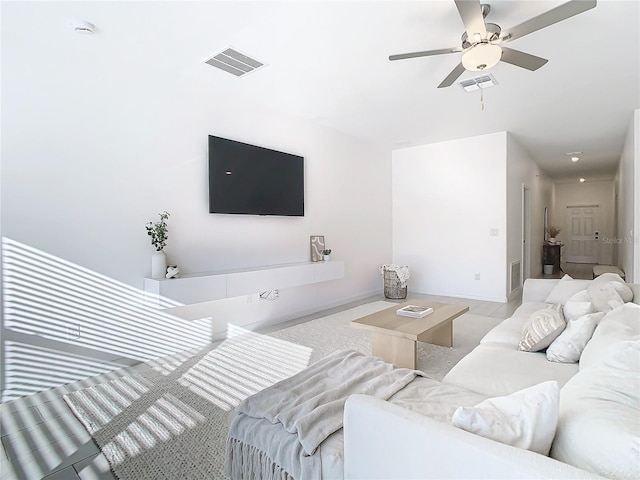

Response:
(225, 350), (423, 479)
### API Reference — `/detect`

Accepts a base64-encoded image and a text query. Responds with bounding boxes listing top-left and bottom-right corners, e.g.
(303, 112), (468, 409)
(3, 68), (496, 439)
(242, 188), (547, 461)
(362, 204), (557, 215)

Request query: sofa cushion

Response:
(512, 302), (554, 320)
(579, 303), (640, 370)
(546, 312), (604, 363)
(550, 341), (640, 479)
(544, 275), (592, 305)
(452, 380), (559, 455)
(519, 304), (566, 352)
(443, 344), (578, 397)
(479, 314), (527, 347)
(563, 290), (595, 321)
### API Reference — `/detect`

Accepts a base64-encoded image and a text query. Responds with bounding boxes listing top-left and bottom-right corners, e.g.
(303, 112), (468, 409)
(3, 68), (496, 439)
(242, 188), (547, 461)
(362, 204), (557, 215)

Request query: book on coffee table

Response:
(396, 305), (434, 318)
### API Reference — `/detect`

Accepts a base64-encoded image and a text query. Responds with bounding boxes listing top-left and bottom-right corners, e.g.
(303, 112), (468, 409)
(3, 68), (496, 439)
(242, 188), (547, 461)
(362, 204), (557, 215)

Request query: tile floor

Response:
(1, 265), (593, 480)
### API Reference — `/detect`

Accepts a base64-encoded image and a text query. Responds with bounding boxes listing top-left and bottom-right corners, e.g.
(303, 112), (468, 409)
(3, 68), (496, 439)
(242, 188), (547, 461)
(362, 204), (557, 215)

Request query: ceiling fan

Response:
(389, 0), (596, 88)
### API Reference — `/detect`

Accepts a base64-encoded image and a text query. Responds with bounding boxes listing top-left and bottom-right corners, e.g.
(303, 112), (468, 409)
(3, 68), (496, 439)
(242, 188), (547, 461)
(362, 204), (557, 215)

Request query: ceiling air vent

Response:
(459, 74), (498, 92)
(205, 47), (265, 77)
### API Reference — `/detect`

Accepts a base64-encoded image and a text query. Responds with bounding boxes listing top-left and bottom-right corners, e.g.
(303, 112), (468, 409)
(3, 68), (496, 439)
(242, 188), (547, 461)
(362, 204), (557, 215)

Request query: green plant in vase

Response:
(146, 211), (170, 278)
(146, 211), (170, 251)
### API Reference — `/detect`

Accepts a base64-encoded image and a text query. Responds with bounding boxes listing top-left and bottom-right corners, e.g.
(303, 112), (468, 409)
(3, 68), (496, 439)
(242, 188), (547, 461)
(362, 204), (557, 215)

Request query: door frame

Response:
(521, 184), (531, 283)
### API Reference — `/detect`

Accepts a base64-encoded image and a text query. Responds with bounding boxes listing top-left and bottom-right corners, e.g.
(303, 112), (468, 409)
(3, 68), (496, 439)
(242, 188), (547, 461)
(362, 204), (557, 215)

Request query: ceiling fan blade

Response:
(438, 62), (466, 88)
(500, 47), (548, 71)
(389, 47), (461, 61)
(454, 0), (487, 40)
(503, 0), (596, 43)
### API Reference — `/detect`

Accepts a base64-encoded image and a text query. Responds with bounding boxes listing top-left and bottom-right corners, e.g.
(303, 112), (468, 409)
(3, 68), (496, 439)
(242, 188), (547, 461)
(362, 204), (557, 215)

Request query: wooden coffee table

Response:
(351, 301), (469, 369)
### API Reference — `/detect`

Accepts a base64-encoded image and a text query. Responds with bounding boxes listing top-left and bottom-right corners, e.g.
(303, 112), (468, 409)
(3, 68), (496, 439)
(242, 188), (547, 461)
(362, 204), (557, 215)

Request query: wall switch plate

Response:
(490, 228), (499, 236)
(474, 273), (481, 280)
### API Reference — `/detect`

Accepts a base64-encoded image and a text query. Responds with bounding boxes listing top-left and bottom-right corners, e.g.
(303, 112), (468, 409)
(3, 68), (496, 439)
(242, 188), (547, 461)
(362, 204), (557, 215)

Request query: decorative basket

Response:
(383, 269), (407, 299)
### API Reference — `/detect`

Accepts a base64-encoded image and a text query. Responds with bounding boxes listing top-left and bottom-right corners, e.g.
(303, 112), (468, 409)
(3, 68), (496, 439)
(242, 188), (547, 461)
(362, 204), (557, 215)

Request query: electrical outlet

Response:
(490, 228), (499, 236)
(245, 295), (253, 304)
(474, 273), (481, 280)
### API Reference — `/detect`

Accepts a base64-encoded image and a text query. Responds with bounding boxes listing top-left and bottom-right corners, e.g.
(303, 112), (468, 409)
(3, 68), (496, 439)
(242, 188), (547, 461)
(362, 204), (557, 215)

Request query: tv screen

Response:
(208, 136), (304, 216)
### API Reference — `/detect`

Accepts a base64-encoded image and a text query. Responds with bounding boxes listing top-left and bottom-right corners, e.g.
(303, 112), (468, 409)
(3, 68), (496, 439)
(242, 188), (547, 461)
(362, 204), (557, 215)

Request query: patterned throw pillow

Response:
(519, 304), (566, 352)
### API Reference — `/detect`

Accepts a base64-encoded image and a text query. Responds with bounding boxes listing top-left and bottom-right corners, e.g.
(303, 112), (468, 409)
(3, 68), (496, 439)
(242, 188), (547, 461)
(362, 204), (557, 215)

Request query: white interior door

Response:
(565, 206), (599, 263)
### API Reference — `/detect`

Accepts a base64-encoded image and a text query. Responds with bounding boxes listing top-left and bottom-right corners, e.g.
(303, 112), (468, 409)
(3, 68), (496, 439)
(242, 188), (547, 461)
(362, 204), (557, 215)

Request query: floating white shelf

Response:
(143, 260), (344, 308)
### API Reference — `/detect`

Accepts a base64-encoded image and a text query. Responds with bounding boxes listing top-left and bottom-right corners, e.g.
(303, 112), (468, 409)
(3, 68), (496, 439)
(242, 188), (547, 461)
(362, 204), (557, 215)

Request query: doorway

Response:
(522, 185), (530, 282)
(565, 205), (600, 263)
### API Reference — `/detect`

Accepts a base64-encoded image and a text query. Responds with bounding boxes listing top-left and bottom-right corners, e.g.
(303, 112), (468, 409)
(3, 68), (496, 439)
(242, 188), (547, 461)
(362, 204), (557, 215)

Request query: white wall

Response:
(506, 134), (552, 284)
(616, 109), (640, 282)
(392, 132), (507, 302)
(0, 11), (392, 397)
(552, 180), (615, 266)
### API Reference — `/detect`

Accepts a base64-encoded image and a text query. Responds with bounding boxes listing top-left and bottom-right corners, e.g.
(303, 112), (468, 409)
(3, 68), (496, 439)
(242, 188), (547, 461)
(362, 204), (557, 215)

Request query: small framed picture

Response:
(310, 235), (325, 262)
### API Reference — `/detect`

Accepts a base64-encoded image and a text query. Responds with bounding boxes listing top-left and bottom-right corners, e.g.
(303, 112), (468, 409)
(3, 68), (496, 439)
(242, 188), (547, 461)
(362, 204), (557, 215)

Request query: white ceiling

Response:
(3, 0), (638, 181)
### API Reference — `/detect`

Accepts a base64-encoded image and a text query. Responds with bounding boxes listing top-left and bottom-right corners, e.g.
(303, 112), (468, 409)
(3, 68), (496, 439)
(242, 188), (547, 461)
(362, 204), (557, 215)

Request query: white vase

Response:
(151, 250), (167, 278)
(323, 255), (331, 261)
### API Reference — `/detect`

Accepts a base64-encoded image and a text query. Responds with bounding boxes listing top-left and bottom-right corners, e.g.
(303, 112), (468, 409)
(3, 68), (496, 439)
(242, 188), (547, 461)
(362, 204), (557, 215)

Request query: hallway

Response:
(538, 262), (596, 280)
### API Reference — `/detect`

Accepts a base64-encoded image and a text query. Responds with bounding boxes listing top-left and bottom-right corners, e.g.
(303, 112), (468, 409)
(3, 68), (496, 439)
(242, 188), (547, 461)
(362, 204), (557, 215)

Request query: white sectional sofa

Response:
(344, 274), (640, 479)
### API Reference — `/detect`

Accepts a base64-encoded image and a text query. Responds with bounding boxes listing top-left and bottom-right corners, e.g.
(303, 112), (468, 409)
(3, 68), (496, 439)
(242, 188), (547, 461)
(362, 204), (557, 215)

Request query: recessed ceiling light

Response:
(571, 156), (580, 162)
(579, 178), (586, 183)
(565, 151), (582, 156)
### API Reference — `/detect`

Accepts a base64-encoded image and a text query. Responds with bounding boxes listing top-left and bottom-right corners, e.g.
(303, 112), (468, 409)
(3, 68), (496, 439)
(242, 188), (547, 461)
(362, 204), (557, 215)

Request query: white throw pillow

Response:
(562, 289), (595, 321)
(551, 341), (640, 479)
(546, 312), (604, 363)
(579, 303), (640, 370)
(610, 281), (633, 303)
(519, 304), (566, 352)
(452, 380), (559, 455)
(545, 276), (591, 305)
(586, 282), (625, 313)
(592, 273), (633, 302)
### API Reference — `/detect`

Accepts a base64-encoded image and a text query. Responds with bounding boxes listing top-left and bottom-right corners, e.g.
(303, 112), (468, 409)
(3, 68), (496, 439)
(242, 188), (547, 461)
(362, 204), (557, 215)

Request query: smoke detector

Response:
(459, 74), (498, 92)
(74, 21), (95, 34)
(205, 47), (265, 77)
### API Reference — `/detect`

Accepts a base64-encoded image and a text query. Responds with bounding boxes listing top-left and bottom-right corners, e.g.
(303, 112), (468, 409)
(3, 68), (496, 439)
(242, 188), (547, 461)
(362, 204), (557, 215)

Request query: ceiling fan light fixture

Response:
(462, 42), (502, 71)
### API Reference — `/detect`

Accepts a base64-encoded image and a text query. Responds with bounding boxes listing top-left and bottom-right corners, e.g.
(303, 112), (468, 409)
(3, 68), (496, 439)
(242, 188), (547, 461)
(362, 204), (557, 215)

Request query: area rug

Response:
(63, 301), (502, 480)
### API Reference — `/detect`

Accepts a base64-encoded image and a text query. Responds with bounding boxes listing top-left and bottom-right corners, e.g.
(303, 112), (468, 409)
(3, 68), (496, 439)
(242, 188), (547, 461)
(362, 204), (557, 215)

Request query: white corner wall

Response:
(392, 132), (507, 302)
(506, 134), (552, 283)
(0, 3), (393, 398)
(616, 109), (640, 282)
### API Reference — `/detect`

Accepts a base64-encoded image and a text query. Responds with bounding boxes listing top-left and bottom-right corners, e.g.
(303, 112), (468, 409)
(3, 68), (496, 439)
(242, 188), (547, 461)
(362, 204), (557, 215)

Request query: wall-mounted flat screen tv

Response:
(208, 135), (304, 216)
